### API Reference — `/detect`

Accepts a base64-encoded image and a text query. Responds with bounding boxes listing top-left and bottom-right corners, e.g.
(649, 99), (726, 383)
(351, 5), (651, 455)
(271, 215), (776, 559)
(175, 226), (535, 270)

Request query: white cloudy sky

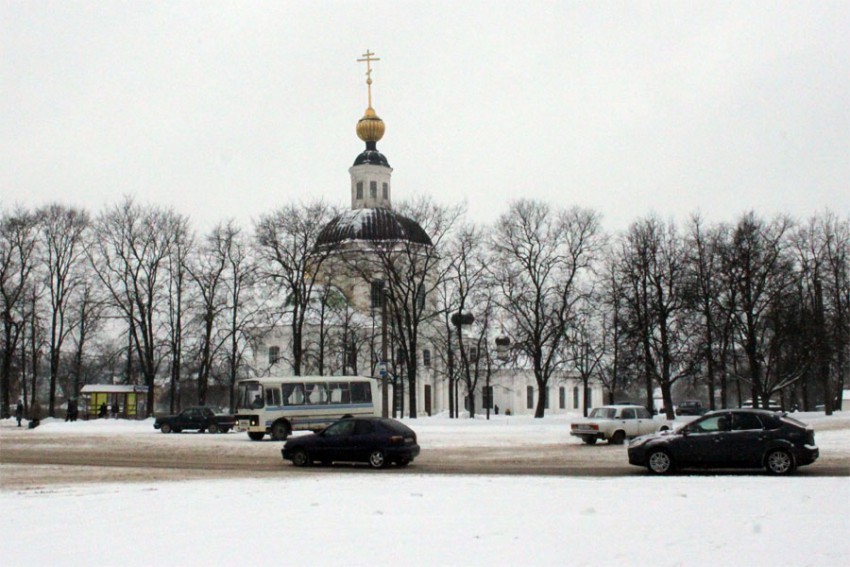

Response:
(2, 1), (848, 233)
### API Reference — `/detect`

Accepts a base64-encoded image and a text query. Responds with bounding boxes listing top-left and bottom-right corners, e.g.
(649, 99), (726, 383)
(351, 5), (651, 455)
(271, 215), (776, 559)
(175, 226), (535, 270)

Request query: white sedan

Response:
(570, 404), (671, 445)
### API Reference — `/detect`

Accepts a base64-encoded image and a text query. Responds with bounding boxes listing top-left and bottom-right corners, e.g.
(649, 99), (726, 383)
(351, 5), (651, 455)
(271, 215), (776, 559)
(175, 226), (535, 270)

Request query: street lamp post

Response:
(450, 311), (474, 417)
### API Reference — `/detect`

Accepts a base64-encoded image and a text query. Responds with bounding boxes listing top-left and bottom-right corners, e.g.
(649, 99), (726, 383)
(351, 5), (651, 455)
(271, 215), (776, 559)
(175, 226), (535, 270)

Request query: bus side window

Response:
(351, 382), (372, 404)
(283, 383), (305, 406)
(266, 387), (281, 407)
(305, 383), (329, 405)
(329, 382), (351, 405)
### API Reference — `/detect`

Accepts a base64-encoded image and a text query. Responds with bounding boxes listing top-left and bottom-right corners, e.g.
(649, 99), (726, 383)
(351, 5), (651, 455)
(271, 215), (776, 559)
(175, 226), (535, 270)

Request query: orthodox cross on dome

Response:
(357, 49), (381, 108)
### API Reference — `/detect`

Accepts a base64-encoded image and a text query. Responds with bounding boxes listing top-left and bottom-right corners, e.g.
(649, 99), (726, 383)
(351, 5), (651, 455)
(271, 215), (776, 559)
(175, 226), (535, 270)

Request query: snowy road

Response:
(2, 413), (848, 488)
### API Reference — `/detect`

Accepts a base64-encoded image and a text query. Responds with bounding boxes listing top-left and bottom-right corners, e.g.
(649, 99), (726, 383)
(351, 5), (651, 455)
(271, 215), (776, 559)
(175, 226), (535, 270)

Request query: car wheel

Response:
(208, 424), (220, 434)
(582, 436), (597, 445)
(647, 449), (674, 475)
(160, 424), (172, 434)
(368, 449), (387, 469)
(248, 432), (265, 441)
(765, 449), (795, 475)
(291, 449), (310, 467)
(271, 421), (290, 441)
(609, 431), (626, 445)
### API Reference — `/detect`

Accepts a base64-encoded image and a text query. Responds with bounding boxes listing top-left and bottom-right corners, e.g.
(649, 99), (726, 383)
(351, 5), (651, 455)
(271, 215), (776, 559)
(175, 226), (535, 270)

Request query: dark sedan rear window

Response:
(378, 419), (414, 435)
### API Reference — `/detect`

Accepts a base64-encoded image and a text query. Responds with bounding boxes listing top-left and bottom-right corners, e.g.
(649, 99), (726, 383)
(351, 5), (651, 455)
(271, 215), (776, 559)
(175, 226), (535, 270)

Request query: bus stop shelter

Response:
(79, 385), (149, 419)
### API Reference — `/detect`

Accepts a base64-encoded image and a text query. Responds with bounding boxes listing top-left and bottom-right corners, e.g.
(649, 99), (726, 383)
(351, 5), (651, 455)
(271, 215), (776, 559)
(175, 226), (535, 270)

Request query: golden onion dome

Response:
(356, 106), (385, 142)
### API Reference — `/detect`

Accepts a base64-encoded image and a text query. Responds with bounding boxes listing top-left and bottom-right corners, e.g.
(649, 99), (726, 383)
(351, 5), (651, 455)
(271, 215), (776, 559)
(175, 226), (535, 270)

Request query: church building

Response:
(253, 51), (603, 418)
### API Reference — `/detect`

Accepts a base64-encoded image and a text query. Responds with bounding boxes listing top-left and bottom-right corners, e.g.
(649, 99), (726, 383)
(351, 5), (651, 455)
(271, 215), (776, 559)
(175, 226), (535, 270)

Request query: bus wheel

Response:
(248, 432), (265, 441)
(271, 421), (290, 441)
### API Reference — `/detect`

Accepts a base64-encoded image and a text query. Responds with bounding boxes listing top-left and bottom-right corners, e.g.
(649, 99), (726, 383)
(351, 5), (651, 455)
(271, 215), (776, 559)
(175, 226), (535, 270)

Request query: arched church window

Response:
(269, 346), (280, 365)
(382, 182), (388, 199)
(423, 349), (431, 367)
(356, 182), (363, 199)
(370, 181), (377, 199)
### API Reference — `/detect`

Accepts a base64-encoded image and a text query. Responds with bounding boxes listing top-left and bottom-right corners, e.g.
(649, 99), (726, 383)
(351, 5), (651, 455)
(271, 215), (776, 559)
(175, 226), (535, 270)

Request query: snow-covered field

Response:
(2, 412), (849, 566)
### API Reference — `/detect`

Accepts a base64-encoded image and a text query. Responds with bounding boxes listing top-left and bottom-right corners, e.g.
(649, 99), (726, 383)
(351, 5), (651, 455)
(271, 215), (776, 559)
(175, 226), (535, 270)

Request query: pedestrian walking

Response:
(15, 400), (23, 427)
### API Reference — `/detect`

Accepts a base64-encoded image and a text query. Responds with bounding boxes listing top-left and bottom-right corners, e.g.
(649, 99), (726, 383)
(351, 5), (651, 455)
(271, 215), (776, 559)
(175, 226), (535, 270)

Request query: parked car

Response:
(675, 400), (707, 416)
(570, 405), (671, 445)
(282, 417), (420, 468)
(153, 406), (237, 434)
(627, 409), (818, 475)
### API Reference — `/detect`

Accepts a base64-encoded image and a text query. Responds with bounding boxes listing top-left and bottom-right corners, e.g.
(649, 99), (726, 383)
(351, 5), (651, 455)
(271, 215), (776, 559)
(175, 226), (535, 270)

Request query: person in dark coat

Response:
(98, 402), (107, 418)
(15, 400), (23, 427)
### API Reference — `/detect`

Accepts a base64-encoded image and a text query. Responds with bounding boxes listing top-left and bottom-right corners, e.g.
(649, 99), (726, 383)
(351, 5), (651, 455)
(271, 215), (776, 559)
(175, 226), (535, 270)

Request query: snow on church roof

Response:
(315, 207), (432, 249)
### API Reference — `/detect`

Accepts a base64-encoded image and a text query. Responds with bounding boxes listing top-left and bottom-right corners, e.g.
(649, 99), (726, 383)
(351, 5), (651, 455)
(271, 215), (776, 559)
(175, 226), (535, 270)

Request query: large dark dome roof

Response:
(315, 208), (432, 249)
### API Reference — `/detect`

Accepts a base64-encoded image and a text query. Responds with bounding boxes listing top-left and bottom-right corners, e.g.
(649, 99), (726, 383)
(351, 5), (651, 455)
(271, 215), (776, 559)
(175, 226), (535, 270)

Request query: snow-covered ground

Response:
(2, 412), (849, 566)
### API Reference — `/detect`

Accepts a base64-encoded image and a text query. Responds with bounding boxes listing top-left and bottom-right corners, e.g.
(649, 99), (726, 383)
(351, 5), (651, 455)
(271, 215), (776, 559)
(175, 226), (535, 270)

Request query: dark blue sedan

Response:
(628, 409), (818, 475)
(282, 417), (420, 469)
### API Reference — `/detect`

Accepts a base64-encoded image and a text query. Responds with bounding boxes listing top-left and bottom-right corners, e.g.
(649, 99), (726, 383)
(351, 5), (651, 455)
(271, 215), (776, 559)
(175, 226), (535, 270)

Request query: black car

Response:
(628, 409), (818, 475)
(153, 406), (237, 434)
(675, 400), (707, 416)
(281, 417), (420, 469)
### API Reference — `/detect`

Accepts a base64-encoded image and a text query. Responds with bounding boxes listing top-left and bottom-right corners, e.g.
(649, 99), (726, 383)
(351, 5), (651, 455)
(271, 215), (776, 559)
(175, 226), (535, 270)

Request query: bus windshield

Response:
(236, 382), (264, 410)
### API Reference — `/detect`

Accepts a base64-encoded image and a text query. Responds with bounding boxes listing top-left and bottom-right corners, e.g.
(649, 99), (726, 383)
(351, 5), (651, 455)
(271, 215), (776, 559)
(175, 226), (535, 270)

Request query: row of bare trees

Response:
(2, 197), (847, 419)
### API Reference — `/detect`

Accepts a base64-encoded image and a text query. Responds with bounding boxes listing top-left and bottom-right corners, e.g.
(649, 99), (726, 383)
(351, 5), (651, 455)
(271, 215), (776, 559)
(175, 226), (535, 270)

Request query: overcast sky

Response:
(2, 1), (848, 234)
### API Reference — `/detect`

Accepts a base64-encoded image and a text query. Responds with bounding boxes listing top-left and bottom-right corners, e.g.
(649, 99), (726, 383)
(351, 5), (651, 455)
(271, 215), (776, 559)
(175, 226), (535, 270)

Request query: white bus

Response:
(234, 376), (381, 441)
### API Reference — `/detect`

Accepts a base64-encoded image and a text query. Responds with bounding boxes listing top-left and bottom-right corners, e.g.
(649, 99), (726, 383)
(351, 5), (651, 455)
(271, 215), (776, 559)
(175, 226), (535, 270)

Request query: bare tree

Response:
(568, 301), (605, 416)
(90, 198), (181, 416)
(724, 212), (797, 408)
(491, 200), (602, 417)
(221, 222), (258, 411)
(596, 256), (633, 406)
(0, 207), (39, 417)
(684, 214), (725, 410)
(371, 198), (461, 418)
(164, 217), (193, 410)
(35, 204), (90, 416)
(446, 223), (492, 417)
(619, 217), (697, 419)
(793, 211), (850, 413)
(255, 201), (336, 376)
(68, 271), (106, 397)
